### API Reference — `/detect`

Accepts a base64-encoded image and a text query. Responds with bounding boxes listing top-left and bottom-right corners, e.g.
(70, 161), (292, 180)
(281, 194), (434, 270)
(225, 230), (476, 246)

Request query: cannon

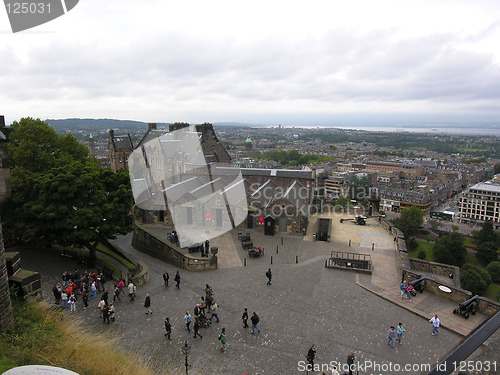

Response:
(340, 215), (367, 225)
(453, 295), (478, 319)
(409, 277), (426, 296)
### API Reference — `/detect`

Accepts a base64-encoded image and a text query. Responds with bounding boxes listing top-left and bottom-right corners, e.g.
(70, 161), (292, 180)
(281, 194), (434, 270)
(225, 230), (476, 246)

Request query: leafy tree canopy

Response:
(432, 232), (467, 267)
(461, 264), (489, 296)
(396, 206), (424, 237)
(476, 241), (499, 265)
(478, 220), (499, 245)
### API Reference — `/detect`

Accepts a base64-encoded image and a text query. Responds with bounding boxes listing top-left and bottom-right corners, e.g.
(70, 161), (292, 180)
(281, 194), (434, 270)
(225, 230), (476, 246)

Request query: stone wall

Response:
(9, 269), (42, 302)
(131, 223), (217, 271)
(423, 278), (500, 316)
(409, 258), (460, 287)
(196, 123), (231, 163)
(5, 251), (21, 276)
(130, 260), (150, 286)
(379, 218), (410, 280)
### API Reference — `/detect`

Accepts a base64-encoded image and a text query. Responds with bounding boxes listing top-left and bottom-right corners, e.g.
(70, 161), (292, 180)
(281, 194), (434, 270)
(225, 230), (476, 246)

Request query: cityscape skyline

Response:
(1, 1), (500, 128)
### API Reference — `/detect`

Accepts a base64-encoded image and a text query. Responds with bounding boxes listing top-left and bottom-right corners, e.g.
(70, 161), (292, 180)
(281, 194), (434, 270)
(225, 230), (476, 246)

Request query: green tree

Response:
(478, 220), (498, 245)
(335, 196), (352, 209)
(476, 241), (499, 264)
(432, 232), (467, 267)
(397, 206), (424, 237)
(429, 220), (442, 230)
(461, 264), (489, 295)
(486, 261), (500, 282)
(2, 119), (133, 265)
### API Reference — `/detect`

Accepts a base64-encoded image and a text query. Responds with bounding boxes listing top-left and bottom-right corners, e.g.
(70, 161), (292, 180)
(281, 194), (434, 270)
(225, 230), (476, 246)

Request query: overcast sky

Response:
(1, 0), (500, 127)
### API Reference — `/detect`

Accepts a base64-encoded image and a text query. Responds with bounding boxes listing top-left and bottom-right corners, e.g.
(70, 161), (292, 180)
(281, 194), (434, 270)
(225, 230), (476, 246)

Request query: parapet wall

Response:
(409, 258), (460, 287)
(131, 223), (217, 271)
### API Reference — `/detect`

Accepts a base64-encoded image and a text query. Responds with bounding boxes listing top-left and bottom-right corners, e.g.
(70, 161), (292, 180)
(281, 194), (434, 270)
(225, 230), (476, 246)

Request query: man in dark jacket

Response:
(144, 293), (152, 314)
(266, 268), (272, 285)
(250, 312), (260, 334)
(174, 271), (181, 289)
(193, 319), (203, 339)
(164, 317), (172, 340)
(242, 308), (249, 328)
(306, 344), (316, 371)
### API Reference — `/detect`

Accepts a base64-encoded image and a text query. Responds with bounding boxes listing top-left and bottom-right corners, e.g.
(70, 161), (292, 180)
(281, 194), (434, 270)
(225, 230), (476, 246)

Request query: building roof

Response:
(112, 134), (133, 150)
(469, 181), (500, 194)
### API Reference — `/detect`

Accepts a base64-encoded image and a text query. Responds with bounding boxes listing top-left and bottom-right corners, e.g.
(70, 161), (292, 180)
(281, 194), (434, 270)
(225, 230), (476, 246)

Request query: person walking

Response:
(430, 314), (440, 335)
(90, 280), (97, 298)
(387, 326), (396, 348)
(209, 301), (220, 323)
(219, 327), (227, 352)
(250, 312), (260, 334)
(266, 268), (272, 285)
(242, 308), (249, 328)
(396, 322), (405, 344)
(174, 271), (180, 289)
(306, 344), (316, 371)
(118, 279), (126, 296)
(144, 293), (152, 314)
(163, 272), (169, 287)
(193, 318), (203, 339)
(347, 351), (355, 375)
(128, 281), (136, 301)
(113, 285), (121, 302)
(184, 311), (192, 332)
(164, 317), (173, 340)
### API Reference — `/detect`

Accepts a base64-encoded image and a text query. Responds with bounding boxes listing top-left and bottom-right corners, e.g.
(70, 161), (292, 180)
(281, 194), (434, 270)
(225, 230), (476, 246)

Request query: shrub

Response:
(486, 262), (500, 283)
(417, 250), (426, 259)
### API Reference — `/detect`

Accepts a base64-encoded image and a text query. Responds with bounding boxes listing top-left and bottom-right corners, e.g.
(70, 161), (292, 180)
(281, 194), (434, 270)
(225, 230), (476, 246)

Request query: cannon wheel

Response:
(453, 308), (458, 315)
(471, 308), (476, 315)
(464, 312), (470, 319)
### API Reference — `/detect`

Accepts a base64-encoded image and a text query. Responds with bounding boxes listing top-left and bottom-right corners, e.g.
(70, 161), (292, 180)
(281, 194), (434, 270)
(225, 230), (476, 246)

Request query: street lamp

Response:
(181, 340), (191, 375)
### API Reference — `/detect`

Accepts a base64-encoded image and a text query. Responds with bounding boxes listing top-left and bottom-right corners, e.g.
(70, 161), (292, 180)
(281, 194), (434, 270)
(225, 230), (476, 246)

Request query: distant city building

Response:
(459, 181), (500, 228)
(108, 129), (134, 171)
(88, 133), (95, 156)
(245, 135), (253, 151)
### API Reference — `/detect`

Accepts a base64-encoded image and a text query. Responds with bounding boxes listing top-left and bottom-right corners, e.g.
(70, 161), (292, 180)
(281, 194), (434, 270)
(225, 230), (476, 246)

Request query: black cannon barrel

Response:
(410, 277), (426, 286)
(459, 295), (479, 308)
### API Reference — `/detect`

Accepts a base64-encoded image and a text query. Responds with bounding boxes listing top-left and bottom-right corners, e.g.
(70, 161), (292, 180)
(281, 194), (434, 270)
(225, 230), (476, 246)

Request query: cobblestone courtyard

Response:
(18, 215), (465, 375)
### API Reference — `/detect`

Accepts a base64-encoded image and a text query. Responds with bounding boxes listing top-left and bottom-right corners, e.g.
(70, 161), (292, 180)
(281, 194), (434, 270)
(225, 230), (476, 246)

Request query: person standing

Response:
(128, 281), (136, 301)
(430, 314), (440, 335)
(174, 271), (181, 289)
(164, 317), (172, 340)
(306, 344), (316, 371)
(102, 303), (110, 324)
(53, 284), (61, 305)
(144, 293), (152, 314)
(184, 311), (192, 332)
(250, 312), (260, 334)
(387, 326), (396, 348)
(219, 327), (227, 352)
(163, 272), (169, 287)
(108, 302), (115, 322)
(347, 351), (355, 375)
(400, 280), (407, 300)
(102, 288), (109, 305)
(396, 322), (405, 344)
(209, 301), (220, 323)
(242, 308), (249, 328)
(90, 280), (97, 298)
(407, 285), (414, 302)
(193, 318), (203, 339)
(82, 289), (89, 310)
(266, 268), (272, 285)
(68, 293), (76, 312)
(204, 240), (210, 257)
(98, 297), (106, 318)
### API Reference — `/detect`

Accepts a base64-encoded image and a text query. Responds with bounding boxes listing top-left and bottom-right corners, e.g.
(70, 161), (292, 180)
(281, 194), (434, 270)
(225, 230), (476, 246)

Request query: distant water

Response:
(257, 124), (500, 136)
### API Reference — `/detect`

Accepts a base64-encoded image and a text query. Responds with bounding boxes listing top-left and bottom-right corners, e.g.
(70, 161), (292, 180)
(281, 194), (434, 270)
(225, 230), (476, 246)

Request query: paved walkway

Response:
(13, 213), (497, 375)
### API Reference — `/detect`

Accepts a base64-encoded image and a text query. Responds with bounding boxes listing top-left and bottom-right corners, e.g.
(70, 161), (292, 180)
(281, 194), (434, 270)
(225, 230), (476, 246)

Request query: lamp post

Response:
(181, 340), (191, 375)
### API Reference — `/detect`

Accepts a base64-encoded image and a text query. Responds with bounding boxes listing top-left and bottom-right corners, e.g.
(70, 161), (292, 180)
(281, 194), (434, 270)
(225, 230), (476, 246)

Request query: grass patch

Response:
(408, 240), (434, 262)
(484, 283), (500, 302)
(0, 300), (158, 375)
(95, 242), (136, 270)
(463, 237), (476, 247)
